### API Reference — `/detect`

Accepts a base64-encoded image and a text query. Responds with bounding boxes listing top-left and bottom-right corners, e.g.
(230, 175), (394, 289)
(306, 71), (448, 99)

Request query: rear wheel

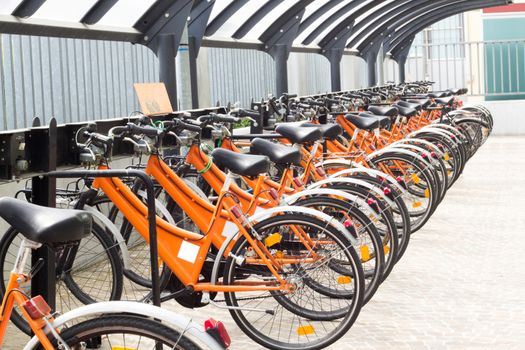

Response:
(0, 223), (123, 335)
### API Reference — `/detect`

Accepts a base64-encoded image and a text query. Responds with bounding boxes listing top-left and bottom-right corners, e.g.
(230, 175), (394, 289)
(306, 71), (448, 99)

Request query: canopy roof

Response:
(0, 0), (512, 58)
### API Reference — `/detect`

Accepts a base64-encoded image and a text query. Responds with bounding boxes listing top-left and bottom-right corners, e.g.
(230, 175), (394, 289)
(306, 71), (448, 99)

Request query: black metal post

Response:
(271, 45), (290, 97)
(398, 58), (406, 83)
(366, 53), (377, 86)
(157, 35), (178, 110)
(188, 36), (199, 109)
(30, 117), (57, 313)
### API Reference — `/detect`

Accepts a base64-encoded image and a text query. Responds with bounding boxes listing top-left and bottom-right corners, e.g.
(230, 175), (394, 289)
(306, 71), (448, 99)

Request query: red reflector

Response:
(21, 295), (52, 320)
(293, 177), (303, 187)
(269, 188), (279, 200)
(383, 187), (391, 196)
(315, 167), (326, 177)
(343, 219), (353, 228)
(430, 152), (437, 159)
(230, 205), (244, 219)
(205, 318), (231, 348)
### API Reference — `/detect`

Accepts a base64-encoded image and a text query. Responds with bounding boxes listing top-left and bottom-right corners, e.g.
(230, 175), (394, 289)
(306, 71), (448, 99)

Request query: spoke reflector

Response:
(337, 276), (352, 284)
(384, 246), (390, 255)
(444, 152), (450, 161)
(412, 201), (422, 208)
(297, 325), (315, 336)
(264, 233), (282, 247)
(274, 250), (284, 258)
(411, 173), (421, 184)
(360, 245), (370, 262)
(424, 188), (430, 198)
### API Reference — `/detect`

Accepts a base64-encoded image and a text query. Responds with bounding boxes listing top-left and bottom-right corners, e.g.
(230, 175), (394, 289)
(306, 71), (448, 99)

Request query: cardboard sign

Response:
(134, 83), (173, 116)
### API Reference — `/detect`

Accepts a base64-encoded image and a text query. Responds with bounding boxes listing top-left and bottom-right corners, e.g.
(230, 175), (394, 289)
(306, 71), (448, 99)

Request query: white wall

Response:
(464, 97), (525, 135)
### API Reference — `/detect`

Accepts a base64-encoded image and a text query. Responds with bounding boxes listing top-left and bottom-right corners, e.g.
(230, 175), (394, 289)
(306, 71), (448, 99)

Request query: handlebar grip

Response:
(127, 123), (162, 138)
(90, 133), (113, 147)
(172, 119), (202, 132)
(237, 108), (260, 118)
(109, 126), (129, 137)
(283, 93), (297, 98)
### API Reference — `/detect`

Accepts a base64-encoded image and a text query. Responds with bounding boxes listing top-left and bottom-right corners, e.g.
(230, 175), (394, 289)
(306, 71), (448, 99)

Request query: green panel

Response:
(483, 17), (525, 100)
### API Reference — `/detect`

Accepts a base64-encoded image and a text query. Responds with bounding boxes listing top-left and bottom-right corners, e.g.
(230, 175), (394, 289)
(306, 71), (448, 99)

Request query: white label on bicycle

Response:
(221, 220), (238, 238)
(178, 240), (200, 264)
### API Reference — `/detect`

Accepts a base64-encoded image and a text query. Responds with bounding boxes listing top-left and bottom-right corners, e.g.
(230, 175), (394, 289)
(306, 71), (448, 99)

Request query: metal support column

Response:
(324, 49), (344, 92)
(366, 54), (377, 86)
(270, 45), (290, 97)
(188, 36), (199, 109)
(157, 35), (178, 110)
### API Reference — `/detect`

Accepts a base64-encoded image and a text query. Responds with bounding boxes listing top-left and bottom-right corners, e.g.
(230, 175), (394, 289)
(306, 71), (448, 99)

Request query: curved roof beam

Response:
(356, 0), (471, 54)
(81, 0), (119, 25)
(297, 0), (345, 37)
(302, 0), (376, 46)
(12, 0), (47, 18)
(347, 0), (432, 51)
(232, 0), (285, 39)
(205, 0), (249, 37)
(188, 0), (216, 54)
(259, 0), (314, 45)
(389, 0), (510, 59)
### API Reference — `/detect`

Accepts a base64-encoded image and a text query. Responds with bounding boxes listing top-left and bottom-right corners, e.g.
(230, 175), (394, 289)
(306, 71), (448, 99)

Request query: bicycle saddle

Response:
(359, 112), (391, 128)
(435, 96), (454, 106)
(212, 148), (270, 177)
(300, 123), (343, 140)
(367, 105), (398, 117)
(397, 100), (422, 111)
(393, 104), (418, 117)
(428, 91), (449, 98)
(0, 197), (92, 244)
(251, 138), (301, 166)
(275, 124), (322, 144)
(407, 98), (431, 109)
(345, 114), (380, 130)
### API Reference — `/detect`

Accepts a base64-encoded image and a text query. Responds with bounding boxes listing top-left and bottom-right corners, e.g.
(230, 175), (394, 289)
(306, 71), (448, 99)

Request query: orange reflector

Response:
(384, 246), (390, 255)
(337, 276), (352, 284)
(412, 201), (422, 208)
(274, 251), (284, 259)
(360, 245), (371, 262)
(424, 188), (430, 198)
(444, 152), (450, 161)
(410, 173), (421, 184)
(264, 233), (282, 247)
(297, 325), (315, 336)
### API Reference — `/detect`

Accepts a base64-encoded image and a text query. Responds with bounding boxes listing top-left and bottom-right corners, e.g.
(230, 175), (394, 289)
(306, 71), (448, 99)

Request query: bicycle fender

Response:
(328, 168), (407, 195)
(24, 301), (224, 350)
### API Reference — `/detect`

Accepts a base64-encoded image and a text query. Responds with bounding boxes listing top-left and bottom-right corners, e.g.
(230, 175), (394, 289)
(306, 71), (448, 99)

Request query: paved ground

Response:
(4, 136), (525, 349)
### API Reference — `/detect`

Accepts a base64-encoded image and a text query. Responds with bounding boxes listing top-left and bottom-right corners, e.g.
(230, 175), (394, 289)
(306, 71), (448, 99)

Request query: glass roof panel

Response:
(0, 0), (23, 15)
(348, 0), (399, 49)
(32, 0), (99, 22)
(208, 0), (233, 24)
(98, 0), (156, 28)
(209, 0), (268, 39)
(293, 0), (363, 47)
(302, 0), (331, 19)
(246, 0), (300, 40)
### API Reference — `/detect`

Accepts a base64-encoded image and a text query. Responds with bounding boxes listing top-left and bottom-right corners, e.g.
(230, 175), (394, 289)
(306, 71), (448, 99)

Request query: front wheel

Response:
(223, 214), (364, 350)
(34, 315), (201, 349)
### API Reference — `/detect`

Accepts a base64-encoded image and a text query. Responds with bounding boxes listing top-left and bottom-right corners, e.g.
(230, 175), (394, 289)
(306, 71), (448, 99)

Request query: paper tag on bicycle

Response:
(444, 152), (450, 161)
(221, 220), (239, 238)
(410, 173), (421, 184)
(178, 240), (200, 264)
